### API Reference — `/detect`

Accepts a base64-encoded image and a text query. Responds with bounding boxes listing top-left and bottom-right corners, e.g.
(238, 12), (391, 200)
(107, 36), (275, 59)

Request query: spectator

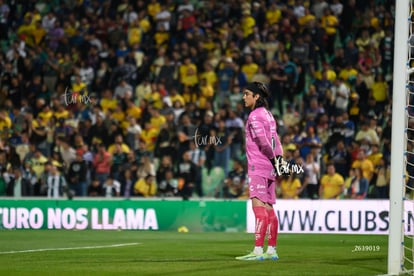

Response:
(328, 139), (351, 179)
(115, 55), (137, 85)
(156, 154), (174, 183)
(355, 121), (380, 148)
(136, 152), (156, 180)
(326, 112), (346, 153)
(108, 134), (130, 155)
(154, 4), (171, 32)
(102, 175), (121, 198)
(212, 118), (232, 176)
(282, 104), (300, 128)
(312, 0), (329, 19)
(222, 158), (246, 199)
(177, 150), (197, 200)
(228, 85), (243, 112)
(338, 62), (358, 84)
(0, 0), (10, 41)
(46, 164), (67, 198)
(342, 111), (355, 146)
(126, 98), (143, 122)
(188, 140), (205, 197)
(380, 27), (394, 77)
(198, 77), (215, 113)
(315, 113), (330, 145)
(7, 167), (24, 197)
(134, 174), (157, 197)
(179, 56), (198, 91)
(331, 77), (350, 114)
(347, 167), (369, 199)
(157, 169), (179, 197)
(297, 126), (322, 160)
(374, 157), (390, 199)
(166, 88), (185, 112)
(47, 20), (65, 51)
(368, 143), (383, 168)
(123, 4), (139, 26)
(67, 149), (88, 196)
(15, 132), (30, 163)
(92, 143), (112, 187)
(241, 54), (258, 83)
(217, 57), (236, 104)
(304, 97), (324, 123)
(321, 8), (339, 57)
(21, 160), (37, 196)
(348, 92), (361, 126)
(352, 148), (375, 185)
(120, 167), (136, 198)
(139, 121), (157, 154)
(149, 107), (166, 134)
(29, 114), (48, 155)
(57, 137), (76, 172)
(226, 110), (244, 160)
(8, 76), (24, 109)
(280, 174), (302, 199)
(176, 113), (197, 159)
(114, 78), (133, 100)
(100, 89), (117, 114)
(125, 116), (142, 149)
(29, 148), (48, 195)
(319, 163), (345, 199)
(88, 178), (102, 197)
(370, 73), (389, 113)
(89, 112), (107, 146)
(2, 164), (13, 196)
(303, 152), (320, 199)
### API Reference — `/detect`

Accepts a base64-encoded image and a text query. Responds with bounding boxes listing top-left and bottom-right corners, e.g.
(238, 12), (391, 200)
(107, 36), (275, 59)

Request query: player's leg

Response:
(252, 197), (269, 254)
(236, 176), (268, 261)
(265, 178), (279, 260)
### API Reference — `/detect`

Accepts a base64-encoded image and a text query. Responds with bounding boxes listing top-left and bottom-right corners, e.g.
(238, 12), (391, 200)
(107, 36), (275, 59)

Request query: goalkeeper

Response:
(236, 82), (286, 261)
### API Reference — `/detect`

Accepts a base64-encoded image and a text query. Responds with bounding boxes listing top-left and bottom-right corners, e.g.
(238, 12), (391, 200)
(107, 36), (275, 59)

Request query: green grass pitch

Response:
(0, 230), (388, 275)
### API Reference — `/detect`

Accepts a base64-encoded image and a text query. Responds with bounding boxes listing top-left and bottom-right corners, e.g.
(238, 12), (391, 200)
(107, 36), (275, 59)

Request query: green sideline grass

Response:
(0, 230), (387, 275)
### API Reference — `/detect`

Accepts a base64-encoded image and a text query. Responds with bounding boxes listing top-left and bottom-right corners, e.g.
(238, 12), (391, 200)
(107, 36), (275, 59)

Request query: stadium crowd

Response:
(0, 0), (398, 200)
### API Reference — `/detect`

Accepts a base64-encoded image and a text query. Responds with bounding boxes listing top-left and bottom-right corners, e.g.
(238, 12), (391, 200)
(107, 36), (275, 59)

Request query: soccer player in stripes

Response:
(236, 82), (284, 261)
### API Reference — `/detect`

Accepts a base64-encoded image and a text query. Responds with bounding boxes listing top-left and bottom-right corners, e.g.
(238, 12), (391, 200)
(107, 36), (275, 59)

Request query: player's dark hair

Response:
(246, 82), (270, 109)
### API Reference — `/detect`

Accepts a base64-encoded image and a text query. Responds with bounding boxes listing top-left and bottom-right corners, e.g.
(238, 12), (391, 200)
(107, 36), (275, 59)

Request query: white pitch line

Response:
(0, 242), (141, 254)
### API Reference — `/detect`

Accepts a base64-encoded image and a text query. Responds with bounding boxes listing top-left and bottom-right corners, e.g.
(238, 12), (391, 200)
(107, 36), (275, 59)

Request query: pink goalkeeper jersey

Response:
(245, 107), (283, 179)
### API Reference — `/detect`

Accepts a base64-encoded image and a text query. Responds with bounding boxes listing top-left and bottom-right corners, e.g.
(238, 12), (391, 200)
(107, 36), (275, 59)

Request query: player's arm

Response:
(249, 120), (284, 174)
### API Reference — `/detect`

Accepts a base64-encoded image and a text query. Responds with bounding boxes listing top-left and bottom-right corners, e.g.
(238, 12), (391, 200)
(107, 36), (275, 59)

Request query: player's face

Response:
(243, 89), (258, 109)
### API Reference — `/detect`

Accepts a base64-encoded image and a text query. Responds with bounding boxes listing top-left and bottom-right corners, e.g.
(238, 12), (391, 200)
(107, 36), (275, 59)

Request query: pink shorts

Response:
(248, 175), (276, 205)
